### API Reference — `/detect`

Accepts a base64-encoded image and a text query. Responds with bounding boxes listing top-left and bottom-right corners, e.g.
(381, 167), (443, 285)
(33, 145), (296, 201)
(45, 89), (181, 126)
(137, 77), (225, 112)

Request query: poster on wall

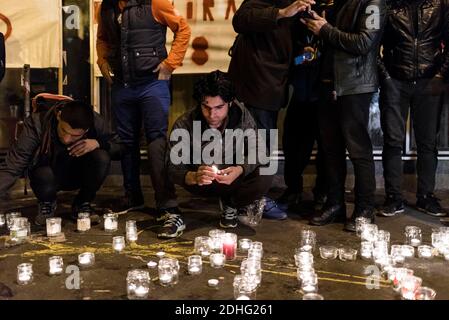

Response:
(0, 0), (62, 68)
(92, 0), (243, 75)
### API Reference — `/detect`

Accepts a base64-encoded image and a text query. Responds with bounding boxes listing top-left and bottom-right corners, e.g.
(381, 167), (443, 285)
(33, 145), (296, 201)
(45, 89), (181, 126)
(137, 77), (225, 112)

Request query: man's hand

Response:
(277, 0), (316, 20)
(99, 61), (114, 85)
(68, 139), (100, 157)
(153, 62), (173, 80)
(186, 165), (218, 186)
(215, 166), (243, 185)
(301, 10), (328, 35)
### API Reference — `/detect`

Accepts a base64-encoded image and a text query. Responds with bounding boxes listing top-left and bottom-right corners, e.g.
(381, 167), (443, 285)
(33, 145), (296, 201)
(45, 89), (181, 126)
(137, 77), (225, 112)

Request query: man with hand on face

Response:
(0, 100), (124, 225)
(167, 71), (272, 234)
(301, 0), (386, 232)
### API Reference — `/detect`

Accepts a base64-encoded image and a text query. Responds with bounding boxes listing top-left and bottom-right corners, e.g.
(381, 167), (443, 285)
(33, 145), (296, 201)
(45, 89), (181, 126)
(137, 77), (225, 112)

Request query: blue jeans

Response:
(111, 80), (177, 209)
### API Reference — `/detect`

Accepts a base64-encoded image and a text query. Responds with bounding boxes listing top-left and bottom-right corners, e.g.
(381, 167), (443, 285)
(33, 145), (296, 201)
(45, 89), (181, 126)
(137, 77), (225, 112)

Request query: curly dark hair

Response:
(193, 70), (235, 107)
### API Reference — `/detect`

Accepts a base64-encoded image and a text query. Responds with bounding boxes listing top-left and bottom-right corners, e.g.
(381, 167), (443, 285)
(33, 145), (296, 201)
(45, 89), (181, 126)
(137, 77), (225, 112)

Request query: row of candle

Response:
(194, 230), (254, 260)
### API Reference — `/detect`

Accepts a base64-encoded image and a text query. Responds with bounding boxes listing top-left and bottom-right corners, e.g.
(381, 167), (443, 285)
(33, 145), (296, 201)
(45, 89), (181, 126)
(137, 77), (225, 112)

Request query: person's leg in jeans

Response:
(310, 87), (347, 226)
(111, 83), (145, 209)
(380, 78), (412, 208)
(412, 79), (445, 216)
(339, 93), (376, 215)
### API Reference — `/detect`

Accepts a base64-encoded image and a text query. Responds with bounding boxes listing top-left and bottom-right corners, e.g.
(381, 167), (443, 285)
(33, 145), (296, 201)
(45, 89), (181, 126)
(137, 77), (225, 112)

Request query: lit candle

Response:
(417, 245), (433, 259)
(46, 217), (62, 237)
(239, 239), (252, 252)
(410, 238), (421, 247)
(222, 233), (237, 261)
(49, 256), (64, 275)
(159, 273), (173, 285)
(78, 252), (95, 266)
(17, 263), (33, 285)
(77, 213), (91, 232)
(104, 213), (118, 232)
(126, 270), (150, 300)
(113, 236), (126, 252)
(236, 295), (251, 300)
(147, 261), (158, 268)
(210, 253), (226, 268)
(134, 285), (149, 298)
(188, 255), (202, 275)
(0, 213), (6, 227)
(126, 220), (138, 242)
(211, 165), (219, 174)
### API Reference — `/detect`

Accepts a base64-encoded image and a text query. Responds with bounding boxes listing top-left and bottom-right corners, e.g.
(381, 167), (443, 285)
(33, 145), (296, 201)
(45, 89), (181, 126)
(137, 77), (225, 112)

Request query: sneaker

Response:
(416, 194), (447, 217)
(72, 202), (101, 225)
(277, 189), (302, 211)
(219, 198), (238, 228)
(237, 198), (265, 227)
(157, 213), (185, 239)
(35, 201), (57, 225)
(115, 191), (145, 215)
(378, 196), (405, 217)
(156, 207), (183, 223)
(262, 197), (288, 220)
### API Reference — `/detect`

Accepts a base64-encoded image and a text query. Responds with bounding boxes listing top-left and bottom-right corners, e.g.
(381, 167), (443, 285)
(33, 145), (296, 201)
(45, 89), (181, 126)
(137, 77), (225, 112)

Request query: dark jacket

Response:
(379, 0), (449, 81)
(167, 100), (263, 187)
(319, 0), (387, 96)
(0, 32), (5, 82)
(0, 108), (123, 197)
(228, 0), (295, 111)
(99, 0), (168, 85)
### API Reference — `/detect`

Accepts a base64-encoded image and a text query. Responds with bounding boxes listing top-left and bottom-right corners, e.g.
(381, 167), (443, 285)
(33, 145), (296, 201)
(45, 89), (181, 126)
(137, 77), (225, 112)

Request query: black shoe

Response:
(416, 194), (447, 217)
(378, 196), (405, 217)
(35, 201), (57, 226)
(115, 191), (145, 215)
(309, 203), (346, 226)
(313, 193), (327, 212)
(277, 189), (302, 211)
(72, 202), (100, 225)
(219, 198), (238, 228)
(344, 208), (375, 232)
(157, 213), (185, 239)
(156, 207), (183, 222)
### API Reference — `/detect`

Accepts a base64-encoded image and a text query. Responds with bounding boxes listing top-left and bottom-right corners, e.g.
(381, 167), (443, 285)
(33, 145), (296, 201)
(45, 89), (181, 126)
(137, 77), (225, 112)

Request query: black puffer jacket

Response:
(379, 0), (449, 81)
(319, 0), (387, 96)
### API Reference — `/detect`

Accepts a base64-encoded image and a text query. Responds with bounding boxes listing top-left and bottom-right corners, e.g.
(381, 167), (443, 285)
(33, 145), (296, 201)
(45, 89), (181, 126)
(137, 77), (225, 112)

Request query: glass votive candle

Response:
(390, 245), (405, 264)
(126, 220), (138, 242)
(78, 252), (95, 267)
(301, 272), (318, 294)
(158, 258), (176, 287)
(355, 217), (371, 237)
(6, 212), (21, 230)
(187, 255), (202, 275)
(194, 236), (212, 257)
(414, 287), (436, 300)
(248, 248), (263, 261)
(319, 246), (338, 260)
(373, 241), (389, 260)
(113, 236), (126, 252)
(209, 253), (226, 268)
(77, 212), (91, 232)
(361, 224), (378, 242)
(10, 217), (29, 242)
(236, 279), (257, 300)
(127, 270), (150, 300)
(376, 230), (391, 244)
(238, 238), (253, 253)
(405, 226), (422, 247)
(208, 229), (225, 253)
(303, 293), (324, 300)
(388, 267), (414, 292)
(46, 217), (62, 237)
(241, 259), (262, 287)
(222, 233), (237, 261)
(400, 275), (422, 300)
(0, 213), (6, 227)
(401, 245), (415, 258)
(360, 241), (374, 260)
(233, 275), (243, 299)
(417, 245), (434, 259)
(104, 213), (118, 232)
(338, 247), (357, 261)
(294, 251), (314, 267)
(299, 229), (316, 252)
(17, 263), (33, 285)
(48, 256), (64, 275)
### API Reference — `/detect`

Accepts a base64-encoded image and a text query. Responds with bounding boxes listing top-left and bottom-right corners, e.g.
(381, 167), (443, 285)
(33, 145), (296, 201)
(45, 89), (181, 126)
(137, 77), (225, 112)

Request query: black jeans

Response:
(184, 168), (272, 208)
(318, 86), (376, 210)
(380, 77), (444, 198)
(283, 98), (327, 195)
(29, 149), (111, 206)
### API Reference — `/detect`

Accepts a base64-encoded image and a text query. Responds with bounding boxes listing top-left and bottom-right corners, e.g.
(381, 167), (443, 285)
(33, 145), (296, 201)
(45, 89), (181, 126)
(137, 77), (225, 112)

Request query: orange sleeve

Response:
(96, 4), (110, 68)
(152, 0), (191, 71)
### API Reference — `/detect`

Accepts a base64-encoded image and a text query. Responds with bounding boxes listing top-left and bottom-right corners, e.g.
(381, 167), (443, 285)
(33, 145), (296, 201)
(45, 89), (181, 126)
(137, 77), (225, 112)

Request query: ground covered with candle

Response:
(1, 185), (449, 300)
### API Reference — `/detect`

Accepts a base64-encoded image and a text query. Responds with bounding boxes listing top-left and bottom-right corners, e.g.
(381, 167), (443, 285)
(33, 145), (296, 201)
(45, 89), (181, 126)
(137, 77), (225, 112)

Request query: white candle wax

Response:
(134, 285), (149, 297)
(49, 263), (63, 275)
(18, 273), (31, 282)
(114, 243), (125, 252)
(410, 239), (421, 247)
(159, 273), (172, 284)
(105, 219), (118, 231)
(48, 224), (61, 236)
(236, 295), (251, 300)
(302, 284), (317, 293)
(79, 254), (93, 265)
(77, 218), (90, 232)
(188, 265), (201, 274)
(127, 232), (138, 242)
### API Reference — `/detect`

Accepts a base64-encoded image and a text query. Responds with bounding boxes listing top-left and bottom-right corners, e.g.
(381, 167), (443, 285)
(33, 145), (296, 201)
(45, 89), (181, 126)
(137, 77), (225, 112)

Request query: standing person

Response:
(302, 0), (386, 231)
(228, 0), (315, 220)
(278, 1), (333, 213)
(378, 0), (449, 218)
(96, 0), (191, 235)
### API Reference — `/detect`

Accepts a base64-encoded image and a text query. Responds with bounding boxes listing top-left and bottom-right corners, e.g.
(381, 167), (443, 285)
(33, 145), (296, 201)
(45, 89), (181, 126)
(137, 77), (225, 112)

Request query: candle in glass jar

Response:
(104, 213), (118, 232)
(48, 256), (64, 275)
(134, 285), (149, 297)
(126, 220), (138, 242)
(78, 252), (95, 266)
(113, 236), (126, 252)
(46, 217), (62, 237)
(238, 239), (252, 252)
(222, 233), (237, 260)
(17, 263), (33, 285)
(210, 253), (226, 268)
(0, 213), (5, 227)
(77, 213), (91, 232)
(159, 273), (173, 285)
(187, 255), (202, 275)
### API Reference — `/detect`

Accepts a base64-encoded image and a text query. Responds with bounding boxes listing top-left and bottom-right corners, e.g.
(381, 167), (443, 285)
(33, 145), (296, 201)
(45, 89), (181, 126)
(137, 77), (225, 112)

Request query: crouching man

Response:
(164, 71), (272, 237)
(0, 99), (124, 225)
